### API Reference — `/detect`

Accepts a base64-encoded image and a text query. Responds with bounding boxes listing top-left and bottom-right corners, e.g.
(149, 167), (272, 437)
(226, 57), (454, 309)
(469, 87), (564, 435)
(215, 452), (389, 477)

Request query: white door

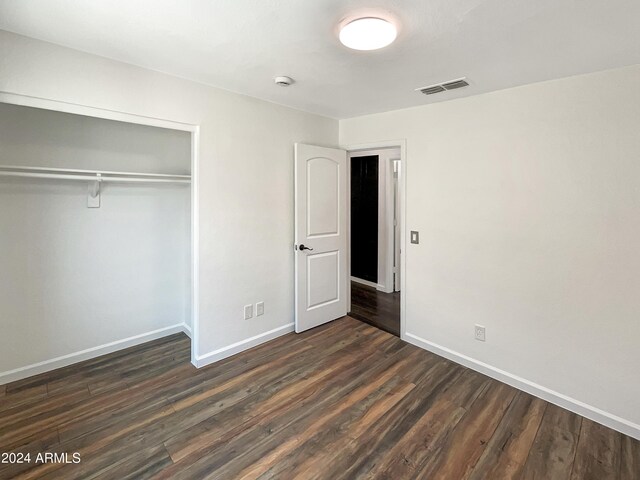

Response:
(294, 143), (348, 333)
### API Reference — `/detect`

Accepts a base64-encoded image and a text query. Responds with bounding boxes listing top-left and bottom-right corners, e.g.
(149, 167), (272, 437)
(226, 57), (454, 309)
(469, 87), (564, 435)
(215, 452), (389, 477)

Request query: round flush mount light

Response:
(339, 17), (397, 51)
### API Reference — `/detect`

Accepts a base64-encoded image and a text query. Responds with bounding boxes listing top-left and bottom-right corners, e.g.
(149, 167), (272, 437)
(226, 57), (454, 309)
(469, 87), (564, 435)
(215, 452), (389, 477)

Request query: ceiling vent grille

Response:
(442, 79), (469, 90)
(417, 77), (470, 95)
(419, 85), (446, 95)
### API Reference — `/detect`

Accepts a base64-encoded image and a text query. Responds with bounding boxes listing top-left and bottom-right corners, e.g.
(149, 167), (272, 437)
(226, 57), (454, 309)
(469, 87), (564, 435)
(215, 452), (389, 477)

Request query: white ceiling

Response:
(1, 0), (639, 119)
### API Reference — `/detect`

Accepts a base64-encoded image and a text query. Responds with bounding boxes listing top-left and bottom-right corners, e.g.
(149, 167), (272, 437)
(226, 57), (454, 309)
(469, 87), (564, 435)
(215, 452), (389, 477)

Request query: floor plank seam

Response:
(567, 416), (584, 480)
(162, 442), (176, 465)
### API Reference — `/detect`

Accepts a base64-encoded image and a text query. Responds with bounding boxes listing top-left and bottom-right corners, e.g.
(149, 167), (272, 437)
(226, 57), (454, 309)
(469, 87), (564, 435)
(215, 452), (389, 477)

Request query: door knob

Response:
(299, 244), (314, 251)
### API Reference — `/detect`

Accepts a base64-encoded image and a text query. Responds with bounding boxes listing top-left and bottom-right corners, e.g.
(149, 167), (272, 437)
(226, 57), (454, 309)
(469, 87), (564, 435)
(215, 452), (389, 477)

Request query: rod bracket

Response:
(88, 175), (101, 208)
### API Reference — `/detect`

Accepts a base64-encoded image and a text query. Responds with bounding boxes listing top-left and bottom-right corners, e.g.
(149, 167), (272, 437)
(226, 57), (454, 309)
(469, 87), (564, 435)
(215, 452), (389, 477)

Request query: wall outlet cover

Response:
(244, 304), (253, 320)
(475, 324), (486, 342)
(256, 301), (264, 316)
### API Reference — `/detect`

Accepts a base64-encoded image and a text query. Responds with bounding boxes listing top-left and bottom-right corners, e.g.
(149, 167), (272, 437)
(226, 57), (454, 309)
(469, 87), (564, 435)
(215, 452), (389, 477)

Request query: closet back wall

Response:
(0, 103), (191, 378)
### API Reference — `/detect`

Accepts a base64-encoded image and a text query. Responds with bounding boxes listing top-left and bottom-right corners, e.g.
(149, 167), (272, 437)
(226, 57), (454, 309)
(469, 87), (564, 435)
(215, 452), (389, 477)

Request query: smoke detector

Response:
(274, 76), (294, 86)
(416, 77), (470, 95)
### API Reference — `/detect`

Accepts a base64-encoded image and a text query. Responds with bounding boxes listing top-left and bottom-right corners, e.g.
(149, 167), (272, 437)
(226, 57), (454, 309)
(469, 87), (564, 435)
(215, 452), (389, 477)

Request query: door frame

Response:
(342, 139), (407, 340)
(0, 90), (201, 366)
(391, 156), (402, 292)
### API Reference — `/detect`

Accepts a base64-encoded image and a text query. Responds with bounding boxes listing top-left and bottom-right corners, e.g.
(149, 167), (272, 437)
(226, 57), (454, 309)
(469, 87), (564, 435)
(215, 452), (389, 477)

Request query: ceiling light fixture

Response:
(339, 17), (397, 51)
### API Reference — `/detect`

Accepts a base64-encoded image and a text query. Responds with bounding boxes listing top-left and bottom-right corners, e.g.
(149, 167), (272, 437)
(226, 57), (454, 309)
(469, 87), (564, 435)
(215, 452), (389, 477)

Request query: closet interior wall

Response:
(0, 102), (191, 380)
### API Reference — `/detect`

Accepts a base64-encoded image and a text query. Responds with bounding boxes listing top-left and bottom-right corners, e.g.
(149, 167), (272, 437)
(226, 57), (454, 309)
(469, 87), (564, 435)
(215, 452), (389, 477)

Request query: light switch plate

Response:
(244, 304), (253, 320)
(256, 302), (264, 316)
(410, 231), (420, 244)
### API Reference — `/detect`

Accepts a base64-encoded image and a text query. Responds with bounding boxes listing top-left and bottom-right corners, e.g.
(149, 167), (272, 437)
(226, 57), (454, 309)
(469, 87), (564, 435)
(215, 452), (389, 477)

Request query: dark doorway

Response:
(348, 148), (402, 338)
(350, 155), (378, 283)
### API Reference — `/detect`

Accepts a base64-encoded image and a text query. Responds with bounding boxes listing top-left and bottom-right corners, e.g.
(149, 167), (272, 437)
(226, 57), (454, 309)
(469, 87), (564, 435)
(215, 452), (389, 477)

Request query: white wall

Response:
(0, 30), (338, 368)
(0, 102), (191, 377)
(340, 64), (640, 438)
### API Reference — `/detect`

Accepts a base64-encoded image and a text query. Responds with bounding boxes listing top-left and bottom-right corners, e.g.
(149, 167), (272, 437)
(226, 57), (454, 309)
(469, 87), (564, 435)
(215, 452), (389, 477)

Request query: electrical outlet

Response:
(475, 324), (486, 342)
(244, 304), (253, 320)
(256, 302), (264, 316)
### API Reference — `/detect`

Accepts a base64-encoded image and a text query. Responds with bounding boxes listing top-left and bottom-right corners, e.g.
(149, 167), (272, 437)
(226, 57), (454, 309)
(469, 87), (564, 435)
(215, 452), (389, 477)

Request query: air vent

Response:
(442, 79), (469, 90)
(416, 77), (469, 96)
(419, 85), (446, 95)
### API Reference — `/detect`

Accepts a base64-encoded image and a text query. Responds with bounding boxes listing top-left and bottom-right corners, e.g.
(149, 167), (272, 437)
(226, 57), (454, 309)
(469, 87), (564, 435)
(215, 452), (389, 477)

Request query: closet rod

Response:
(0, 171), (190, 184)
(0, 165), (190, 184)
(0, 165), (190, 179)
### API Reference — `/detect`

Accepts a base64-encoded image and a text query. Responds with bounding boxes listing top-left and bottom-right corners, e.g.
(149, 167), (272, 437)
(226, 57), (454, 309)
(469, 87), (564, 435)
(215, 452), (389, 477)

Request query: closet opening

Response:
(0, 99), (198, 385)
(347, 145), (402, 337)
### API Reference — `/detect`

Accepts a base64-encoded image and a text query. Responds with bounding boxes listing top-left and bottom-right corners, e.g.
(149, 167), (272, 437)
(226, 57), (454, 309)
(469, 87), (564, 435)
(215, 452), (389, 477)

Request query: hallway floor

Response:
(350, 280), (401, 336)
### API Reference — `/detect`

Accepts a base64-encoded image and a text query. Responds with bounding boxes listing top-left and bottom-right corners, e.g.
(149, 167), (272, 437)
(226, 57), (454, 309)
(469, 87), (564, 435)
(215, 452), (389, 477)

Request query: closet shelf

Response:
(0, 165), (191, 184)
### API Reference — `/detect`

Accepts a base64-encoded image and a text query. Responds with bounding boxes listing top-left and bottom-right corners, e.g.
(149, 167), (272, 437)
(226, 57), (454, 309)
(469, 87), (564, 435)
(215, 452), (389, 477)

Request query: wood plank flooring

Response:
(350, 281), (401, 336)
(1, 317), (638, 479)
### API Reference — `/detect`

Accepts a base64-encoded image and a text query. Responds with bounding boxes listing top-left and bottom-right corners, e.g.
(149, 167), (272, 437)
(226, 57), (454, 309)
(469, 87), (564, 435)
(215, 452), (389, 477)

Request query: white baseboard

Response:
(404, 332), (640, 441)
(0, 324), (186, 386)
(350, 276), (393, 293)
(376, 283), (393, 294)
(350, 276), (378, 288)
(194, 323), (295, 368)
(181, 322), (192, 338)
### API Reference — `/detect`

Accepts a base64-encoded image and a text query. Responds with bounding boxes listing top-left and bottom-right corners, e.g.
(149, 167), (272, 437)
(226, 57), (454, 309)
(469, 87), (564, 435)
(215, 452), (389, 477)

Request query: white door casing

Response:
(294, 143), (347, 333)
(393, 159), (402, 291)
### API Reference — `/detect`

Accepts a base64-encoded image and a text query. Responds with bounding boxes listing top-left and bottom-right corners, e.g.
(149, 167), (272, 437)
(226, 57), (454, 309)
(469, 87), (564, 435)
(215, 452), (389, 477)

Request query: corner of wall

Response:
(0, 324), (186, 386)
(193, 323), (294, 368)
(404, 331), (640, 441)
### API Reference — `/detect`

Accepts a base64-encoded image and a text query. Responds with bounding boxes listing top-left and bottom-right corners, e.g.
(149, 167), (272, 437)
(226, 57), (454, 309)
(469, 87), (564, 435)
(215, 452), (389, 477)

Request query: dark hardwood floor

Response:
(350, 280), (401, 336)
(1, 317), (639, 479)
